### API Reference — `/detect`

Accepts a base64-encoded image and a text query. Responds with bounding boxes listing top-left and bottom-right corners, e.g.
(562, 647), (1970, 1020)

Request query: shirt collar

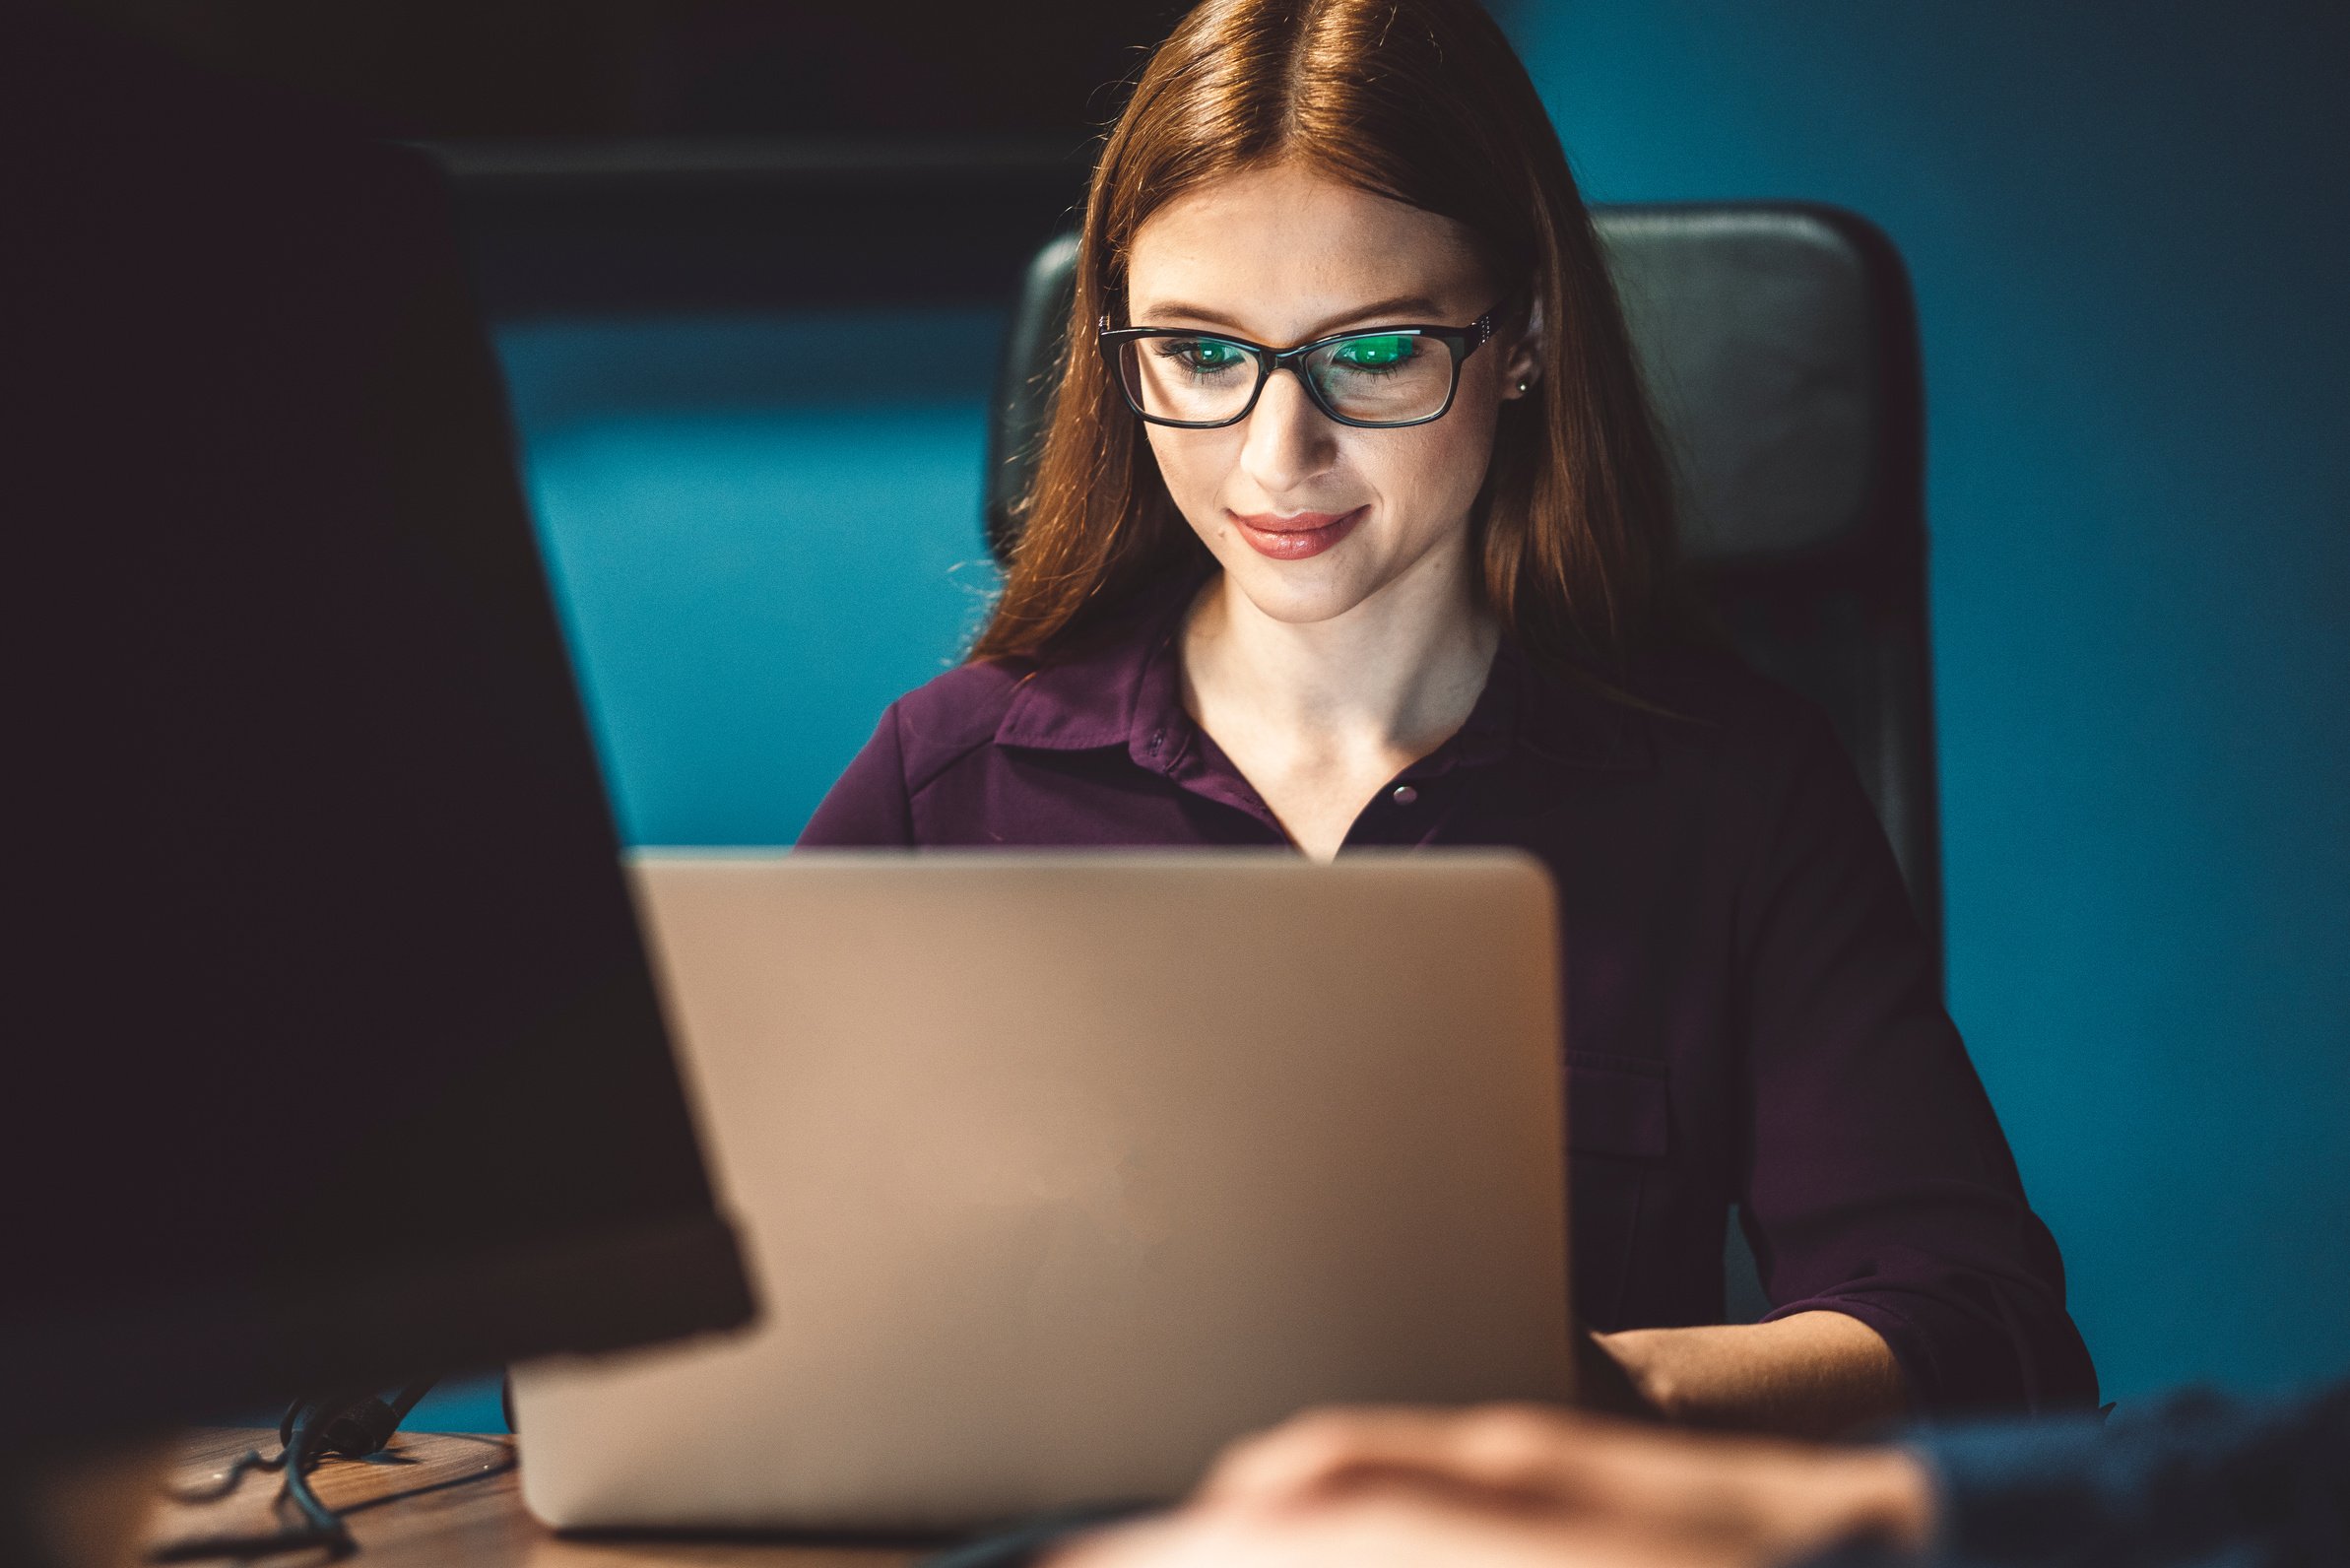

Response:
(994, 574), (1648, 774)
(993, 575), (1196, 766)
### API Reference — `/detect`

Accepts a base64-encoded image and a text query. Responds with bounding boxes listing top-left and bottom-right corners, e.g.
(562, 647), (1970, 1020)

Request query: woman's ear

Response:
(1502, 296), (1544, 398)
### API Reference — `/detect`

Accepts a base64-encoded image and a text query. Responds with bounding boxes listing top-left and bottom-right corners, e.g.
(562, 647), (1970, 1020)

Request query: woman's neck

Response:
(1180, 546), (1500, 766)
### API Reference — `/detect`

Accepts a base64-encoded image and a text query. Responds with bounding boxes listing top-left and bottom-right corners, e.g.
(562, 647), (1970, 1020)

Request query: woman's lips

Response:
(1228, 505), (1366, 560)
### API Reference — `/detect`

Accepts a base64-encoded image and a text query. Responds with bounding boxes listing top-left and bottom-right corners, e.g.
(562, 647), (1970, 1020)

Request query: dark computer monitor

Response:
(1, 6), (751, 1458)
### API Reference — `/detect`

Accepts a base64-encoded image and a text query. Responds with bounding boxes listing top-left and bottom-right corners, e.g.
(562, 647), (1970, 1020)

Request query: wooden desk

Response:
(148, 1431), (921, 1568)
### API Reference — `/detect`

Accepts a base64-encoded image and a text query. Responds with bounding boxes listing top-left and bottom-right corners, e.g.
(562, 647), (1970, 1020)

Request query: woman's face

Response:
(1123, 161), (1533, 627)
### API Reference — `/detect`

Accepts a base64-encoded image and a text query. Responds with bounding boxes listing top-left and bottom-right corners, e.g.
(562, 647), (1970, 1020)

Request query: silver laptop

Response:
(514, 850), (1573, 1534)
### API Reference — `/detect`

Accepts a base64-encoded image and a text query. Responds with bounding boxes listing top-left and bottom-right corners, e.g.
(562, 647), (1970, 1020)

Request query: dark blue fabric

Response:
(1902, 1379), (2350, 1566)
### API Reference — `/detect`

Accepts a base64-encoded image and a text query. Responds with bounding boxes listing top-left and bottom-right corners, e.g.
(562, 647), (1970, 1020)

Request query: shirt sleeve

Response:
(1734, 706), (2097, 1414)
(1902, 1381), (2350, 1566)
(798, 702), (916, 847)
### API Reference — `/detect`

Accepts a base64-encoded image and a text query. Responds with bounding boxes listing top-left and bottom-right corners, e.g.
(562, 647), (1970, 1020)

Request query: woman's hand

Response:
(1050, 1403), (1933, 1568)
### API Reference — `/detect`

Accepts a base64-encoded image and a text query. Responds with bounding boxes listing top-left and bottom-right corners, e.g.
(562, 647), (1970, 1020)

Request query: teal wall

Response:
(496, 308), (1005, 846)
(472, 1), (2347, 1412)
(1491, 0), (2349, 1399)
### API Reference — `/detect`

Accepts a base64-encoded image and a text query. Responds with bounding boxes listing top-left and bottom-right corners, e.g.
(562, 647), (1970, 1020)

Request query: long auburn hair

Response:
(970, 0), (1687, 675)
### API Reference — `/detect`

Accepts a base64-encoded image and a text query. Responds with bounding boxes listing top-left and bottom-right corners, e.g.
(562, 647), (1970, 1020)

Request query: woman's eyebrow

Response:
(1135, 295), (1448, 337)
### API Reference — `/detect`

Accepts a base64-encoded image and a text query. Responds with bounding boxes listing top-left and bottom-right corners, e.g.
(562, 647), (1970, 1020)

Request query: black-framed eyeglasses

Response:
(1096, 307), (1502, 429)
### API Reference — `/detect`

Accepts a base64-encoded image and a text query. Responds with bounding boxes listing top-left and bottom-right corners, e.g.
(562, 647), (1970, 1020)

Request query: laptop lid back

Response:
(515, 851), (1572, 1532)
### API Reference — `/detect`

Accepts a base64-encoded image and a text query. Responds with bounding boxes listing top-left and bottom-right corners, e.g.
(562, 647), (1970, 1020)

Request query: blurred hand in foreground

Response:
(1052, 1404), (1932, 1568)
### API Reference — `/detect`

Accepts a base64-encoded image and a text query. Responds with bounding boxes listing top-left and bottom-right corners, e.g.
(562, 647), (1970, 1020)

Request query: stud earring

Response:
(1516, 379), (1532, 393)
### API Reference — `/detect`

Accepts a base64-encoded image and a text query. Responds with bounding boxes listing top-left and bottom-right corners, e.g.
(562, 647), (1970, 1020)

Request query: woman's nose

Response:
(1237, 366), (1338, 495)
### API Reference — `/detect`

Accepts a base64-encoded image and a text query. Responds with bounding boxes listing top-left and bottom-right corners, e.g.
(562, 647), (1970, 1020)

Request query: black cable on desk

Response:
(148, 1378), (441, 1563)
(150, 1392), (356, 1563)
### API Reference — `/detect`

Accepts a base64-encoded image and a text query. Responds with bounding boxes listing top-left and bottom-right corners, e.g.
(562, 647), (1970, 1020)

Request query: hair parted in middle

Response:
(970, 0), (1690, 677)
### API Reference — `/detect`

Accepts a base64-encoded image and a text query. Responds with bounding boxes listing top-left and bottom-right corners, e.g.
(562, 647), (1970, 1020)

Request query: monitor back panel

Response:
(515, 851), (1572, 1532)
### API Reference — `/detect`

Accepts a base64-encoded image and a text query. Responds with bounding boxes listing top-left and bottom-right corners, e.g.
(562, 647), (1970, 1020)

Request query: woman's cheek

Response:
(1145, 431), (1222, 528)
(1367, 427), (1480, 546)
(1420, 411), (1501, 522)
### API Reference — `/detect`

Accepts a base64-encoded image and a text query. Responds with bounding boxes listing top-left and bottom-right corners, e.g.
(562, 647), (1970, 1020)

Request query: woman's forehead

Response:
(1126, 163), (1487, 338)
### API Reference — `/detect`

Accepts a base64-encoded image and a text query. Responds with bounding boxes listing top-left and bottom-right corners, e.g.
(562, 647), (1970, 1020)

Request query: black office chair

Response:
(983, 205), (1939, 974)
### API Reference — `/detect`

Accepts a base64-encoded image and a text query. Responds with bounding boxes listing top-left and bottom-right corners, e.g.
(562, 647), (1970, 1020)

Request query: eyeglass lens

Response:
(1119, 333), (1455, 425)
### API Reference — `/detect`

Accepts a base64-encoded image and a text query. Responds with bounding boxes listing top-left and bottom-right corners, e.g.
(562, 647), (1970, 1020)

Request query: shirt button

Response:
(1391, 785), (1418, 806)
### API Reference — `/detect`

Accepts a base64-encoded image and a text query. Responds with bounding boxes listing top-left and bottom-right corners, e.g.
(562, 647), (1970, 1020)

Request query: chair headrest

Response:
(984, 202), (1923, 572)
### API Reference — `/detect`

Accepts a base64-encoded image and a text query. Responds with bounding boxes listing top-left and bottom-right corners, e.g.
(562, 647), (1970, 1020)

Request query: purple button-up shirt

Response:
(801, 580), (2097, 1414)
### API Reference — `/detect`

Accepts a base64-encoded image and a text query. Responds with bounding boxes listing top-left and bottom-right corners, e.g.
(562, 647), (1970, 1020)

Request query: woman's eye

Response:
(1158, 338), (1249, 373)
(1332, 334), (1417, 370)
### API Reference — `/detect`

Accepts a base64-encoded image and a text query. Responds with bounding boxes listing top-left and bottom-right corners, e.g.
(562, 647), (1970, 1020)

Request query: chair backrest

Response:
(983, 203), (1941, 981)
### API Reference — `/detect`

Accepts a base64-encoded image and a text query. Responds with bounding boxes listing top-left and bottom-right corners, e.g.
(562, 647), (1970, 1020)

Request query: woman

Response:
(802, 0), (2094, 1433)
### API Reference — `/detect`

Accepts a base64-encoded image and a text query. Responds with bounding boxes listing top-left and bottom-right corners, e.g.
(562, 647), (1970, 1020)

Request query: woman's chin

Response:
(1214, 553), (1390, 628)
